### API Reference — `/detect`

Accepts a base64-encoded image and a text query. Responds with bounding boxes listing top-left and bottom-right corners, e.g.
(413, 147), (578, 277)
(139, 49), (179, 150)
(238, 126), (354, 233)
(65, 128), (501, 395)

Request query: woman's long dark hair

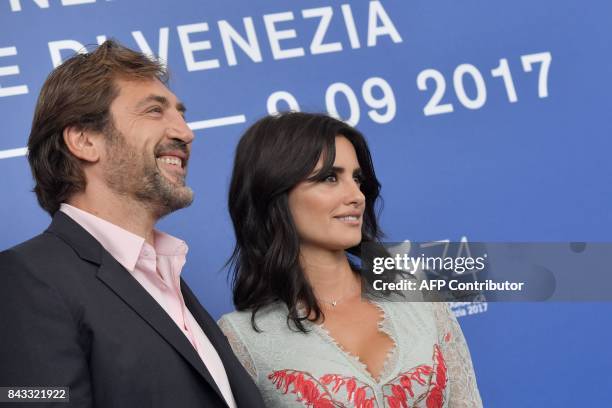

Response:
(228, 112), (383, 332)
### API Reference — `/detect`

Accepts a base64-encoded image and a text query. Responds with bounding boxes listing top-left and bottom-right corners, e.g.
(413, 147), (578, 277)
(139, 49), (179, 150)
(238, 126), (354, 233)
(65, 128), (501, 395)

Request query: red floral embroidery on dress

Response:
(425, 344), (447, 408)
(382, 345), (447, 408)
(320, 374), (377, 408)
(268, 370), (377, 407)
(268, 369), (335, 407)
(267, 345), (447, 408)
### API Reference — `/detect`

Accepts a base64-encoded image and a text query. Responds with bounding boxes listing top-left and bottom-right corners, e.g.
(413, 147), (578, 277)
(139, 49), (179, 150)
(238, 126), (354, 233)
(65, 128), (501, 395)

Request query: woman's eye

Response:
(324, 174), (337, 183)
(354, 176), (362, 185)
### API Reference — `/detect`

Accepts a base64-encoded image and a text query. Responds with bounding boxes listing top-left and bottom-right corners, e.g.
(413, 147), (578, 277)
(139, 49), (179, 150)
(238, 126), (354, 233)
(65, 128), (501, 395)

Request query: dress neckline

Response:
(309, 299), (400, 385)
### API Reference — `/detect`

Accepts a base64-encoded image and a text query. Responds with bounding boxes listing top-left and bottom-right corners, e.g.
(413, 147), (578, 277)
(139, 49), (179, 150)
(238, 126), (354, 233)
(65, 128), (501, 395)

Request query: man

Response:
(0, 40), (264, 408)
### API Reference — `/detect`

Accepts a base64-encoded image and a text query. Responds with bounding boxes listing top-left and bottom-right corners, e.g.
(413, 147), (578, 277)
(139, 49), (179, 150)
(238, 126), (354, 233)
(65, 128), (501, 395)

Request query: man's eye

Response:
(148, 106), (163, 114)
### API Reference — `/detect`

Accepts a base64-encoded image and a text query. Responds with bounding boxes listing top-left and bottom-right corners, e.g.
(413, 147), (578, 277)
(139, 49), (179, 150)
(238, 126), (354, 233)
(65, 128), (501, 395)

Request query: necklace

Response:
(316, 286), (360, 308)
(319, 298), (343, 308)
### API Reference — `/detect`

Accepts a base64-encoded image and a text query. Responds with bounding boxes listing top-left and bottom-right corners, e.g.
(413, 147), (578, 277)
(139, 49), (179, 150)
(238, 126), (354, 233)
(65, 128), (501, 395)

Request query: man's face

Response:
(102, 78), (195, 218)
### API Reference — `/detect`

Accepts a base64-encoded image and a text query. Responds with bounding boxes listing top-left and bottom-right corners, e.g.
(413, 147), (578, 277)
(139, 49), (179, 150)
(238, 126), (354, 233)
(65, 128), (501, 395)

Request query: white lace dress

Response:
(218, 300), (482, 408)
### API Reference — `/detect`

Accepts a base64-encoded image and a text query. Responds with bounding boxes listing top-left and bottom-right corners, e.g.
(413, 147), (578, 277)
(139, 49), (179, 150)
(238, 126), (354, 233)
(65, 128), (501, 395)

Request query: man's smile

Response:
(155, 148), (189, 183)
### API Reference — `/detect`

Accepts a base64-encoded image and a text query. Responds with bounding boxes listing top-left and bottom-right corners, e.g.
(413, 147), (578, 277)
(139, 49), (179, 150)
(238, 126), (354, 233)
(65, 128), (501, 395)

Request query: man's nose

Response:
(168, 113), (195, 144)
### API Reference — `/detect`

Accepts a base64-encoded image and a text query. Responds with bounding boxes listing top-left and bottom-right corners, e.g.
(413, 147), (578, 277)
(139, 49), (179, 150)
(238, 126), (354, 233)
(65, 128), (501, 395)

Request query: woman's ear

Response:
(63, 126), (102, 163)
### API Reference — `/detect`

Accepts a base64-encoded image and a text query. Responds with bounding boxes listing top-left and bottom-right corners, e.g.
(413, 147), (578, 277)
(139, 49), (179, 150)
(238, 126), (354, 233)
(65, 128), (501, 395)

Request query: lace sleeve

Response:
(218, 316), (258, 381)
(432, 302), (483, 408)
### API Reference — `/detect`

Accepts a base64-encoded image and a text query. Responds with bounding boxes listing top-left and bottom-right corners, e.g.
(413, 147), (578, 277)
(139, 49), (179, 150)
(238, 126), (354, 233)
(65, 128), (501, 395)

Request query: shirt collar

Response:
(59, 203), (188, 272)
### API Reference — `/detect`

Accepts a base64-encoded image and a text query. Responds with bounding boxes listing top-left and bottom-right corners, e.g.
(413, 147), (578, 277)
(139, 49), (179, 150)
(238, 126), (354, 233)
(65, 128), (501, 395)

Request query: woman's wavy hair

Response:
(228, 112), (383, 332)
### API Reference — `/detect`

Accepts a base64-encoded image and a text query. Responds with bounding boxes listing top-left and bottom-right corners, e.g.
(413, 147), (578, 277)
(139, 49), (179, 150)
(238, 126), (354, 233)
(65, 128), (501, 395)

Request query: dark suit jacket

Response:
(0, 212), (264, 408)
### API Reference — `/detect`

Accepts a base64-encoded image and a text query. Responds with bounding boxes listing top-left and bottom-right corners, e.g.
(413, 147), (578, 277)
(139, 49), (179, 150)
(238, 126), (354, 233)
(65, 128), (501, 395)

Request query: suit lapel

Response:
(181, 281), (227, 352)
(47, 212), (228, 406)
(181, 281), (263, 406)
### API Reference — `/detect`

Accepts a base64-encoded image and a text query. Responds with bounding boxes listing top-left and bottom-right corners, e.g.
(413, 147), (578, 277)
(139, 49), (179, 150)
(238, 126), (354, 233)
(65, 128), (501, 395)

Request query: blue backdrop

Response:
(1, 1), (611, 405)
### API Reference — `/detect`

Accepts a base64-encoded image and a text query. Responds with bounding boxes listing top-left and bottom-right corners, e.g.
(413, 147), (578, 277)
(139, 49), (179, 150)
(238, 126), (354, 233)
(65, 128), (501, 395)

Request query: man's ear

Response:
(63, 126), (102, 163)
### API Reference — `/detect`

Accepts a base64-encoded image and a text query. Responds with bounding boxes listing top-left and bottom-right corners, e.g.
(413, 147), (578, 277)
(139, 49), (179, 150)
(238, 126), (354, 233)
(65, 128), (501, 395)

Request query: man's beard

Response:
(102, 125), (194, 219)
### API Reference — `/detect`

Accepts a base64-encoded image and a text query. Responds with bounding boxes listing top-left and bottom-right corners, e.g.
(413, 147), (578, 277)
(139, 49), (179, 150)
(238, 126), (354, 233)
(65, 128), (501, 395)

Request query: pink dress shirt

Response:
(60, 204), (237, 408)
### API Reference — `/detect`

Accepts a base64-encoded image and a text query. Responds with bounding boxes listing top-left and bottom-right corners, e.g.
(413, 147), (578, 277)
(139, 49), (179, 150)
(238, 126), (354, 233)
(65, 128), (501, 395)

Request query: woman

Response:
(219, 112), (482, 407)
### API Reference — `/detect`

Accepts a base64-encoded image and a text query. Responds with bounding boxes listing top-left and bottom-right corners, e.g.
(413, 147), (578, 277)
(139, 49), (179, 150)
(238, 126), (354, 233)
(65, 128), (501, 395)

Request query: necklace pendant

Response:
(331, 300), (337, 307)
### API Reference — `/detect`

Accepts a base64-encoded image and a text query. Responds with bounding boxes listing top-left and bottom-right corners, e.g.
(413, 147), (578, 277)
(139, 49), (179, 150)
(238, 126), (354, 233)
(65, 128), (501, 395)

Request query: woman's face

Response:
(288, 136), (366, 252)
